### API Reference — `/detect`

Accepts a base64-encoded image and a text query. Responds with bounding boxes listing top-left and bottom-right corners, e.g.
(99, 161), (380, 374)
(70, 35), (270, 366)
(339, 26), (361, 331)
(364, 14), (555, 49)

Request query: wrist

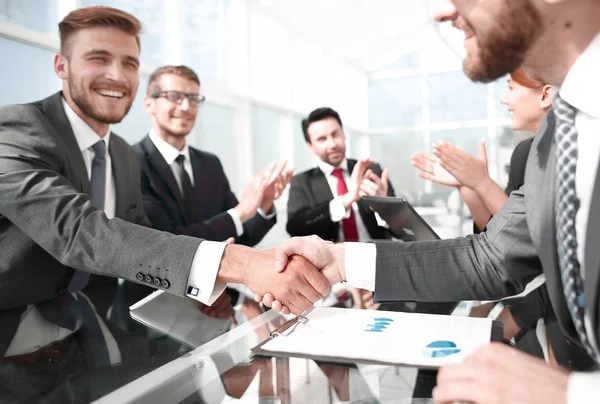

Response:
(217, 244), (256, 284)
(234, 204), (253, 222)
(474, 176), (494, 195)
(332, 243), (346, 282)
(260, 200), (274, 214)
(341, 193), (358, 209)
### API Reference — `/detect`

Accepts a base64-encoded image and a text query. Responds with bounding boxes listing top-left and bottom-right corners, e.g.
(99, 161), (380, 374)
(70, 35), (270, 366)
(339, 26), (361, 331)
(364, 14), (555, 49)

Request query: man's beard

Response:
(68, 76), (133, 124)
(460, 1), (542, 83)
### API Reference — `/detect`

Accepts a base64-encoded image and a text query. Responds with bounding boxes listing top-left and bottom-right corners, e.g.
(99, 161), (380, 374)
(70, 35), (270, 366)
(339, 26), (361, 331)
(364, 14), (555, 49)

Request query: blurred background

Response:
(0, 0), (526, 243)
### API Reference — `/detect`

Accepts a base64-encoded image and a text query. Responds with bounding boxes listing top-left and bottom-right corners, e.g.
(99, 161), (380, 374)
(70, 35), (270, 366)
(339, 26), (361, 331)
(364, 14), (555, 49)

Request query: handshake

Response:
(216, 236), (348, 315)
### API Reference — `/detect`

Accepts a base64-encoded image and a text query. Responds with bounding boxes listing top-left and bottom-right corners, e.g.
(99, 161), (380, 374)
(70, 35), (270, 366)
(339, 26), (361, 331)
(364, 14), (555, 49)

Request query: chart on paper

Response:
(261, 307), (492, 367)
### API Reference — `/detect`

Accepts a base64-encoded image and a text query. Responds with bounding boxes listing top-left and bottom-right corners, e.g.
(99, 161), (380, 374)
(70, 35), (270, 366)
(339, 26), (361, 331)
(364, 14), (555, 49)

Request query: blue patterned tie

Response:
(553, 96), (598, 360)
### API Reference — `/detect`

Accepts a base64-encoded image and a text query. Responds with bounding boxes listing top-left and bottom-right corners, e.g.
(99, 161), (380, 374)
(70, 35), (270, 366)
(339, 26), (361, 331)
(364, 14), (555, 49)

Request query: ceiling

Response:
(251, 0), (445, 72)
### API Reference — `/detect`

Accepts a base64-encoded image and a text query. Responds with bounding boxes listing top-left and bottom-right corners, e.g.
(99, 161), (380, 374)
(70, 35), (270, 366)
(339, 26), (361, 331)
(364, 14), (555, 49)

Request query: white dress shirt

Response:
(149, 130), (275, 305)
(5, 98), (119, 357)
(560, 31), (600, 403)
(345, 32), (600, 402)
(149, 129), (275, 237)
(318, 158), (387, 241)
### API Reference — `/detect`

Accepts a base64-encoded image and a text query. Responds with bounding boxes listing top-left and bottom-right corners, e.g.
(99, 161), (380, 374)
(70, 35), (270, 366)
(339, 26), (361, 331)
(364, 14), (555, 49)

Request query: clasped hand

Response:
(248, 236), (345, 315)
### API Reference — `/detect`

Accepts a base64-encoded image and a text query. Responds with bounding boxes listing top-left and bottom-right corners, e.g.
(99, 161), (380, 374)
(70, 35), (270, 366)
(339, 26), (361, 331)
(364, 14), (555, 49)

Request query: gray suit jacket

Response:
(373, 108), (599, 350)
(0, 92), (204, 355)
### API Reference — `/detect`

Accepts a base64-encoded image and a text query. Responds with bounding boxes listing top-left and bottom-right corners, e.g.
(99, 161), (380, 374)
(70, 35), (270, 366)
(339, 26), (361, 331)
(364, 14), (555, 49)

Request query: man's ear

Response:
(540, 85), (553, 110)
(143, 95), (154, 113)
(54, 53), (68, 80)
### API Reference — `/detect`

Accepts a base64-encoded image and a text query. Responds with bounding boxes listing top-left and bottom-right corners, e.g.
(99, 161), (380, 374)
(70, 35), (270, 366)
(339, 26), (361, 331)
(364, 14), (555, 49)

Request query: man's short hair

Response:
(59, 6), (142, 58)
(146, 65), (201, 95)
(301, 107), (343, 143)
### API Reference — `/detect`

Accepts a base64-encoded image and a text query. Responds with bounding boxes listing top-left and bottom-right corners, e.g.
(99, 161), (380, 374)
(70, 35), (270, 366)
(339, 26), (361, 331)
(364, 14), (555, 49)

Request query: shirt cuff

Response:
(568, 371), (600, 403)
(329, 197), (350, 222)
(257, 206), (276, 220)
(227, 208), (244, 237)
(186, 241), (228, 305)
(374, 212), (389, 228)
(344, 242), (376, 291)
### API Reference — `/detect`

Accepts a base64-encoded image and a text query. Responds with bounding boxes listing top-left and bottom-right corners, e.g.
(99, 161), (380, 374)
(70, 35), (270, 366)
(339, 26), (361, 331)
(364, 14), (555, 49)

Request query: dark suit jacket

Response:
(0, 92), (203, 356)
(373, 109), (600, 357)
(286, 159), (395, 242)
(134, 135), (275, 246)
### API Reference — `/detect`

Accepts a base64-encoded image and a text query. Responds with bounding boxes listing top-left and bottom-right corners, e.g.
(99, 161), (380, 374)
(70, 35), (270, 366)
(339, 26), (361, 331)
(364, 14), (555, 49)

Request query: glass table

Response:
(2, 279), (488, 404)
(92, 304), (478, 404)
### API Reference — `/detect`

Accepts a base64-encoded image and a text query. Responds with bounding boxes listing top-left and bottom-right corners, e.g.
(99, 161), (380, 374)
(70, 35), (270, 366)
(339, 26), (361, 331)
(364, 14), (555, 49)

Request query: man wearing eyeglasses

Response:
(132, 65), (293, 309)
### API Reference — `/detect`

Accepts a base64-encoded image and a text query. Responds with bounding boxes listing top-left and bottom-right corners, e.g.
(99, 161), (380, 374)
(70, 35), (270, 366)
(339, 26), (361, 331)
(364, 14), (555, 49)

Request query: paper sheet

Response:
(261, 307), (492, 367)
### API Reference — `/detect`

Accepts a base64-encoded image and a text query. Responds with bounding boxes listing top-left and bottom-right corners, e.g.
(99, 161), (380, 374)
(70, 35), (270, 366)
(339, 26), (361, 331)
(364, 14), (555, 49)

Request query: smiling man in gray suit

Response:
(258, 0), (600, 402)
(0, 6), (330, 402)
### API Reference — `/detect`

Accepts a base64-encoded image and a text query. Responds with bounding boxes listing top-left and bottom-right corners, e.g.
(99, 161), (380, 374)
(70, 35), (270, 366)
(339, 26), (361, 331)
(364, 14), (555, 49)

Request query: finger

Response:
(285, 300), (307, 315)
(271, 300), (282, 312)
(365, 169), (380, 182)
(360, 180), (379, 195)
(263, 293), (275, 305)
(478, 138), (488, 164)
(223, 237), (235, 245)
(254, 293), (263, 302)
(416, 172), (444, 184)
(410, 155), (436, 174)
(283, 289), (314, 313)
(270, 301), (291, 315)
(360, 183), (376, 197)
(268, 160), (287, 185)
(381, 169), (389, 187)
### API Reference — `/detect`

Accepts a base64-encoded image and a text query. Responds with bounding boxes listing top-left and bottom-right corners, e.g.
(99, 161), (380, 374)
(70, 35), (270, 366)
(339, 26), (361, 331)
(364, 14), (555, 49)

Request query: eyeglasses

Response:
(151, 91), (206, 107)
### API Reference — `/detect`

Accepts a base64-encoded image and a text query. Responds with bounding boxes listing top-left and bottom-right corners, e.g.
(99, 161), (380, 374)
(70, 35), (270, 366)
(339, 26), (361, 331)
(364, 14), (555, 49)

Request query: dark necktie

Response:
(332, 168), (359, 242)
(174, 154), (200, 222)
(36, 140), (111, 368)
(68, 140), (107, 292)
(553, 96), (598, 361)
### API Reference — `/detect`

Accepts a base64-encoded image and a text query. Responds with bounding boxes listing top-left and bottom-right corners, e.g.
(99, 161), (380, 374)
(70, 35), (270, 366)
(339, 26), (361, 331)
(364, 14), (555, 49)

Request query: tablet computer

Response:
(362, 196), (439, 241)
(362, 196), (460, 316)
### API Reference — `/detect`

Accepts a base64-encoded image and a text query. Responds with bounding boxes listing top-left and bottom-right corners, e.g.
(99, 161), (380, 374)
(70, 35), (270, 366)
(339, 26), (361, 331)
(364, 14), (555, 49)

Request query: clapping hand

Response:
(432, 139), (490, 192)
(411, 152), (461, 187)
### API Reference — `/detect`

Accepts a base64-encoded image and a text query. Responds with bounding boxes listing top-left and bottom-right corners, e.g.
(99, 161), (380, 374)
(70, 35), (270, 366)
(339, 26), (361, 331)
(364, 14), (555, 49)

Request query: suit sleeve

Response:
(286, 174), (336, 238)
(373, 186), (543, 302)
(139, 157), (240, 242)
(504, 285), (552, 330)
(0, 105), (202, 297)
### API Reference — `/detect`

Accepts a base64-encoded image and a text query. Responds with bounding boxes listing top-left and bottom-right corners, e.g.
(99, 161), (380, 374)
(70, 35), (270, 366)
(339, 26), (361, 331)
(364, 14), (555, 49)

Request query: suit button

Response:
(144, 274), (152, 283)
(136, 272), (144, 282)
(161, 279), (170, 289)
(153, 277), (161, 287)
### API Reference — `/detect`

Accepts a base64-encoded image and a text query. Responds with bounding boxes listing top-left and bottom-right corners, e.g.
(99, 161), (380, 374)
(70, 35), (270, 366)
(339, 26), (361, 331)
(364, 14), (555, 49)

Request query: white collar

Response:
(318, 158), (349, 177)
(559, 31), (600, 119)
(62, 97), (111, 151)
(149, 128), (191, 165)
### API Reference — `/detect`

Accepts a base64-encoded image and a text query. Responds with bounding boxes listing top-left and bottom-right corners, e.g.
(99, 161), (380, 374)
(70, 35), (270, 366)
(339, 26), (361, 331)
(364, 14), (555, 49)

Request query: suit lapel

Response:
(141, 136), (188, 220)
(42, 92), (90, 194)
(109, 137), (129, 217)
(584, 161), (600, 341)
